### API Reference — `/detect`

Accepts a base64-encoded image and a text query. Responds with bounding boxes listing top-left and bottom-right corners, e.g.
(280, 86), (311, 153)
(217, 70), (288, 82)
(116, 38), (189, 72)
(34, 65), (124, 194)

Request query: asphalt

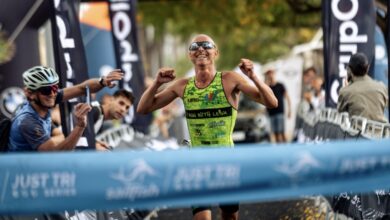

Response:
(153, 198), (332, 220)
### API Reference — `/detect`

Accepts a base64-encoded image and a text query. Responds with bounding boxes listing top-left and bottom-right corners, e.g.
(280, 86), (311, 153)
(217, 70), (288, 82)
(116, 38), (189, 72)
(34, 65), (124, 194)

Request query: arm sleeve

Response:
(19, 116), (51, 150)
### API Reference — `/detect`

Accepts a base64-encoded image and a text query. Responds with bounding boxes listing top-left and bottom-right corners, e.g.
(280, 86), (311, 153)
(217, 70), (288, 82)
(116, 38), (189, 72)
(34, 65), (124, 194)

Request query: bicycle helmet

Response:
(23, 66), (59, 90)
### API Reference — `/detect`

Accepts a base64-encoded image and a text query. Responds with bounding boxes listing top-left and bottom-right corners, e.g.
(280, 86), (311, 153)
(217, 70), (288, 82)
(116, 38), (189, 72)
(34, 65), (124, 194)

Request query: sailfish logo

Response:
(275, 151), (321, 178)
(111, 159), (158, 185)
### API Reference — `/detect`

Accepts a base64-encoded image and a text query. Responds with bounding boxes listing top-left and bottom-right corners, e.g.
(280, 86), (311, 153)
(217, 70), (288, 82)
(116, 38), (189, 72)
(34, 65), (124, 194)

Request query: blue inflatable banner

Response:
(1, 139), (390, 214)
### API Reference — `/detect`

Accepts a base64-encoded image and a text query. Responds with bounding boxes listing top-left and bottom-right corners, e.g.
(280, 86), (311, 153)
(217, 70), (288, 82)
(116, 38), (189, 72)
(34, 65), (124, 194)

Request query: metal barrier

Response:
(337, 112), (351, 131)
(383, 124), (390, 138)
(326, 108), (338, 124)
(363, 120), (388, 139)
(299, 108), (390, 139)
(96, 125), (135, 148)
(350, 116), (367, 133)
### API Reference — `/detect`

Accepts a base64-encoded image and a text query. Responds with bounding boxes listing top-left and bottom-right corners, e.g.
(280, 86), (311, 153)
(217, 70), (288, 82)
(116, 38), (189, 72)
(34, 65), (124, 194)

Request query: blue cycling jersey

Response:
(8, 90), (63, 152)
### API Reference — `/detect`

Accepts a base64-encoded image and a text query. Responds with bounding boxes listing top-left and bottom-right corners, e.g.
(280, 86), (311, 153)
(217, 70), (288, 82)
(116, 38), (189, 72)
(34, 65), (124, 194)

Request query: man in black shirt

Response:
(265, 69), (291, 143)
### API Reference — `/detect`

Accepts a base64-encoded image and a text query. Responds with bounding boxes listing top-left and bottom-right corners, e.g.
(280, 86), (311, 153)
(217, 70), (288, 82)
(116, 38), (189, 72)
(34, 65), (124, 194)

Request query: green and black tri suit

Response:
(183, 72), (237, 147)
(183, 72), (240, 215)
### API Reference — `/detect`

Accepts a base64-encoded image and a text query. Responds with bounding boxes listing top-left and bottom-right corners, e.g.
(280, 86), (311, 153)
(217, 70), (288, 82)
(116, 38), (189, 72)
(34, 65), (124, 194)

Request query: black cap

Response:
(348, 53), (369, 76)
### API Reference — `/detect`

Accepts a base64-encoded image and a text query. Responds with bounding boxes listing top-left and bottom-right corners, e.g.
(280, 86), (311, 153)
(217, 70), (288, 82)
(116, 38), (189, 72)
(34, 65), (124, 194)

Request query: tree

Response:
(138, 0), (322, 72)
(0, 0), (323, 69)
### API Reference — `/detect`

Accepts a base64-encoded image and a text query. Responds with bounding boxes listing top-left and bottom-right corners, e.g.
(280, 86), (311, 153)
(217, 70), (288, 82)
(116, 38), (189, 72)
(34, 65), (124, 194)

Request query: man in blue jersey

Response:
(8, 66), (123, 152)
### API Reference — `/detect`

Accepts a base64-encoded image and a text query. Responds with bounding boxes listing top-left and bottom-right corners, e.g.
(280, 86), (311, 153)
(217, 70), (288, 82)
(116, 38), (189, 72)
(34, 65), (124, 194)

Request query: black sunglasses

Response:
(37, 84), (59, 96)
(189, 41), (215, 51)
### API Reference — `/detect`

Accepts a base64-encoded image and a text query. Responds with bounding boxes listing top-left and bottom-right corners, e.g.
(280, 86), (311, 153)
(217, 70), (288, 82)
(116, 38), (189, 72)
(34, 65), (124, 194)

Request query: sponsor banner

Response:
(79, 2), (117, 102)
(322, 0), (375, 107)
(107, 0), (152, 133)
(0, 87), (26, 119)
(374, 26), (389, 120)
(1, 139), (390, 214)
(50, 0), (96, 149)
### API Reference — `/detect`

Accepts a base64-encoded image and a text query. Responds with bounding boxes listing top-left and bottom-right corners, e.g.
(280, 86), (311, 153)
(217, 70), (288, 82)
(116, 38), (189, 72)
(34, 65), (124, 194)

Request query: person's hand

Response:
(96, 140), (111, 151)
(343, 77), (349, 87)
(102, 69), (124, 88)
(156, 67), (176, 85)
(239, 58), (255, 78)
(73, 103), (92, 128)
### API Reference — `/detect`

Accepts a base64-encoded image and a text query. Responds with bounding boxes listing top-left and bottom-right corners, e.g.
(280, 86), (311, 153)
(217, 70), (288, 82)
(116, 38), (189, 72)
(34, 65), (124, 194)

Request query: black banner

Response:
(108, 0), (152, 133)
(50, 0), (96, 149)
(322, 0), (375, 107)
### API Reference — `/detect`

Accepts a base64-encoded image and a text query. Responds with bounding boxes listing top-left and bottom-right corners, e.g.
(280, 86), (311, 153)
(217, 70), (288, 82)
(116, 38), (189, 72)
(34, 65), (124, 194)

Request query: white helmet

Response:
(23, 66), (59, 90)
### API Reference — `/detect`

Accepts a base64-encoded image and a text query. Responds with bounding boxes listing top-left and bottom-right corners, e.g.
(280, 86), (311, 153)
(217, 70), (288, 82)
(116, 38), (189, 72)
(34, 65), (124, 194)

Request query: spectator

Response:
(264, 69), (291, 143)
(100, 93), (113, 105)
(302, 67), (317, 92)
(92, 89), (134, 133)
(91, 89), (134, 150)
(337, 53), (388, 123)
(8, 66), (123, 152)
(151, 101), (177, 138)
(310, 75), (325, 111)
(298, 87), (314, 115)
(335, 52), (389, 220)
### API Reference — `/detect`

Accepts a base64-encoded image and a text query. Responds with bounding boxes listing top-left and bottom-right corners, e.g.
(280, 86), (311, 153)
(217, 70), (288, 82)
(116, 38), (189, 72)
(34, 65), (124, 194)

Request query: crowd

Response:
(1, 32), (389, 220)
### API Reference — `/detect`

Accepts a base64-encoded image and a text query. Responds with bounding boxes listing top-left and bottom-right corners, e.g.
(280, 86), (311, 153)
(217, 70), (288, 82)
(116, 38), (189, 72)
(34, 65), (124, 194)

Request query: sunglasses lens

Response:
(38, 85), (58, 95)
(201, 42), (214, 49)
(189, 43), (199, 51)
(189, 41), (214, 51)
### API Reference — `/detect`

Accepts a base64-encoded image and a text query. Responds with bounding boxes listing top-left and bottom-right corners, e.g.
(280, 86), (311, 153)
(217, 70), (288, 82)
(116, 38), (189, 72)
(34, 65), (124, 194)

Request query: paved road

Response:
(153, 198), (332, 220)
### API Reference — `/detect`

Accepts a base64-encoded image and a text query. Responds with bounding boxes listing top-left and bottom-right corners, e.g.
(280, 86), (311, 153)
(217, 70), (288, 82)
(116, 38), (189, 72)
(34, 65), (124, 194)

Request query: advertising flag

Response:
(108, 0), (152, 133)
(50, 0), (96, 149)
(322, 0), (375, 107)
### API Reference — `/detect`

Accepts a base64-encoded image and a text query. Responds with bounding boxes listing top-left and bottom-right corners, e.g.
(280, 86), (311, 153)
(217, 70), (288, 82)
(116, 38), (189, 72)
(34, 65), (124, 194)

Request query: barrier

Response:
(295, 108), (390, 219)
(384, 124), (390, 138)
(96, 125), (135, 148)
(296, 108), (390, 141)
(1, 139), (390, 214)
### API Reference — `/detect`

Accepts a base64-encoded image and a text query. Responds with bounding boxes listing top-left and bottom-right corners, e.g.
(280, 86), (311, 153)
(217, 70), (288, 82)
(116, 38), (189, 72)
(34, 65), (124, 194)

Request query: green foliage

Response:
(138, 0), (321, 70)
(0, 33), (7, 63)
(174, 56), (193, 77)
(0, 32), (15, 64)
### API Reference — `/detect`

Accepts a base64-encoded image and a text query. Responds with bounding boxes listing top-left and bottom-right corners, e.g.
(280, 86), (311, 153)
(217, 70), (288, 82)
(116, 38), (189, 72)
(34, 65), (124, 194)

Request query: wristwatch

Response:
(99, 77), (105, 87)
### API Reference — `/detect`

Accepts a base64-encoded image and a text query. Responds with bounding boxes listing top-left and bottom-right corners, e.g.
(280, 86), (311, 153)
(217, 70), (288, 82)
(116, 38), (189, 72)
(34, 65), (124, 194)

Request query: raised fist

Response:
(239, 58), (255, 78)
(156, 67), (176, 84)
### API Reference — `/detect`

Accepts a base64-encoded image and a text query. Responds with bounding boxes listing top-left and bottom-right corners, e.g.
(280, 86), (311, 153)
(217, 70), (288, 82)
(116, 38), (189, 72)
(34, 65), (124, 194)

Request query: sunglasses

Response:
(189, 41), (215, 51)
(37, 84), (59, 96)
